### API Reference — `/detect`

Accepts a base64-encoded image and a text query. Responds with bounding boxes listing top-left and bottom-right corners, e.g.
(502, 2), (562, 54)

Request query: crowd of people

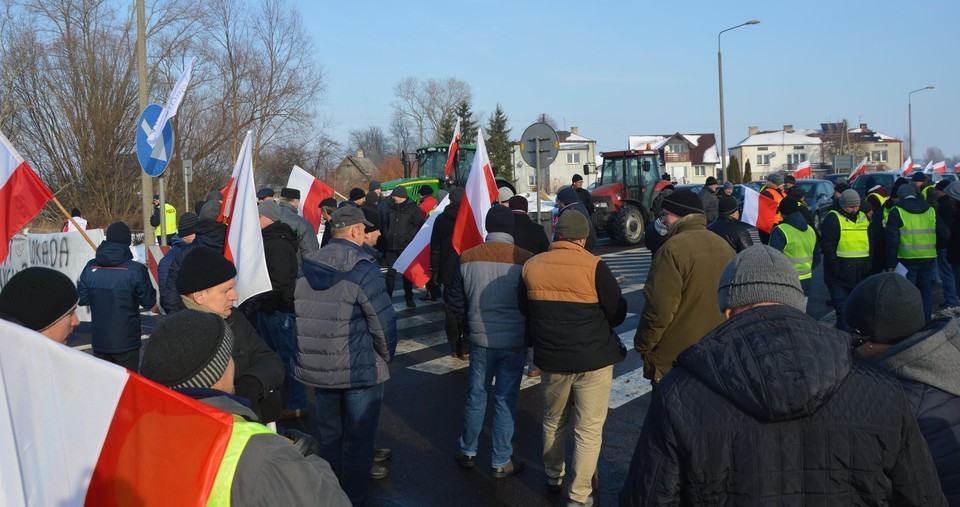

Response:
(0, 169), (957, 506)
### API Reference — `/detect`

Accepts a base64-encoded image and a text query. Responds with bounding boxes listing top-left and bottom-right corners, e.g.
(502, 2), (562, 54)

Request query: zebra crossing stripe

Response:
(407, 354), (470, 375)
(395, 331), (448, 356)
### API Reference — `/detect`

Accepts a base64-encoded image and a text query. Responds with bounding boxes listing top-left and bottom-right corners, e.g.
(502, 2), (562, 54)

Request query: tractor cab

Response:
(589, 149), (670, 245)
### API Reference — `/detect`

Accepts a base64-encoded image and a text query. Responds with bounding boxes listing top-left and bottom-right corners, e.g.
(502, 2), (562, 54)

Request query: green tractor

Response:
(382, 143), (516, 198)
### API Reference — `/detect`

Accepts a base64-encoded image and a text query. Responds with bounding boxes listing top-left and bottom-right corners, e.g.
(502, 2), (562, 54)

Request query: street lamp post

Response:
(908, 86), (934, 161)
(718, 19), (760, 181)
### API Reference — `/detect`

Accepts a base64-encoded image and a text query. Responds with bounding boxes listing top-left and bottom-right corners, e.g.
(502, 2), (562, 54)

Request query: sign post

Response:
(183, 158), (192, 208)
(137, 103), (175, 245)
(520, 122), (559, 235)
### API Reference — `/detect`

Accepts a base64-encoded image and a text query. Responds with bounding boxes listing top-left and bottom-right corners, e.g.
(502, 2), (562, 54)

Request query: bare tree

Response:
(389, 108), (414, 155)
(392, 76), (471, 147)
(347, 126), (390, 167)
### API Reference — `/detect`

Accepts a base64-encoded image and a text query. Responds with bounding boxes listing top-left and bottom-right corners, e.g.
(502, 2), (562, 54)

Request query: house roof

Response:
(733, 130), (821, 147)
(341, 155), (378, 177)
(628, 133), (719, 165)
(847, 128), (901, 143)
(557, 130), (594, 143)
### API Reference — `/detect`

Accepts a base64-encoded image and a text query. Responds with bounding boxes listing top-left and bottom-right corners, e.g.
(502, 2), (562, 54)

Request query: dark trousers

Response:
(904, 260), (934, 322)
(315, 383), (384, 506)
(828, 285), (853, 331)
(384, 250), (413, 298)
(94, 349), (140, 371)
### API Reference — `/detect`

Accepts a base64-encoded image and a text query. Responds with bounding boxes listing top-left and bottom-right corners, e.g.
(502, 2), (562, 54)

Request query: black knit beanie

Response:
(778, 197), (801, 216)
(846, 273), (925, 343)
(718, 196), (739, 216)
(349, 187), (366, 201)
(661, 190), (704, 217)
(485, 205), (515, 235)
(106, 222), (131, 245)
(140, 310), (235, 389)
(178, 212), (201, 237)
(0, 267), (78, 331)
(176, 247), (237, 295)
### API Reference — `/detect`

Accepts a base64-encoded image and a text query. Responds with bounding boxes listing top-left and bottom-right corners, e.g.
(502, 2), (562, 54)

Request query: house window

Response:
(666, 143), (688, 153)
(787, 154), (807, 165)
(695, 165), (706, 176)
(870, 150), (888, 162)
(757, 154), (771, 165)
(566, 152), (581, 164)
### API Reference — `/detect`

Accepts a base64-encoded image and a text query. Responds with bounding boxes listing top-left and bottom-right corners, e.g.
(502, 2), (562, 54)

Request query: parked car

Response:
(850, 170), (905, 196)
(792, 179), (835, 230)
(941, 173), (959, 183)
(675, 183), (703, 194)
(823, 173), (850, 186)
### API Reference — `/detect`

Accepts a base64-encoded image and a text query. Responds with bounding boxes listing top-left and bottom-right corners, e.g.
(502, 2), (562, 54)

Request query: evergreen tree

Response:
(486, 103), (513, 183)
(743, 159), (753, 182)
(437, 113), (456, 144)
(727, 155), (741, 183)
(455, 100), (478, 143)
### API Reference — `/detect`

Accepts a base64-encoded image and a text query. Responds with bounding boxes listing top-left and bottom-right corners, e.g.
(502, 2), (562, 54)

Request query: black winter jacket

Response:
(575, 186), (595, 215)
(821, 209), (873, 288)
(261, 221), (298, 313)
(77, 241), (156, 354)
(511, 212), (550, 255)
(870, 200), (897, 273)
(620, 305), (947, 507)
(938, 196), (955, 249)
(706, 215), (753, 253)
(225, 311), (284, 423)
(430, 204), (460, 285)
(384, 198), (422, 251)
(160, 218), (226, 314)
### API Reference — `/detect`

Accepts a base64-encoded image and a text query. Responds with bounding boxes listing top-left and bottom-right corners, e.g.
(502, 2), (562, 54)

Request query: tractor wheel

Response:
(610, 205), (644, 245)
(650, 188), (673, 219)
(590, 211), (609, 234)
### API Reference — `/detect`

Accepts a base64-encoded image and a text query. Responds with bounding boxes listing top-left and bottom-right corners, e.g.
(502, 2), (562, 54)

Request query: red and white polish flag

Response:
(933, 161), (947, 174)
(452, 128), (499, 255)
(444, 118), (462, 179)
(923, 160), (935, 174)
(0, 319), (235, 506)
(0, 129), (53, 264)
(793, 160), (811, 179)
(286, 165), (335, 232)
(901, 157), (913, 175)
(847, 157), (868, 183)
(394, 195), (450, 287)
(740, 186), (780, 233)
(220, 132), (272, 305)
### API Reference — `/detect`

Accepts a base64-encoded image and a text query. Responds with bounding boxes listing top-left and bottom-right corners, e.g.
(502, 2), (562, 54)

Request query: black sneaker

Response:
(454, 451), (476, 469)
(491, 457), (524, 479)
(374, 447), (392, 463)
(405, 295), (416, 308)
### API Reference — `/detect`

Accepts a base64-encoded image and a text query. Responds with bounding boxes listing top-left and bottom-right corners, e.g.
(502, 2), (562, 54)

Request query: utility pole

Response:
(136, 0), (153, 245)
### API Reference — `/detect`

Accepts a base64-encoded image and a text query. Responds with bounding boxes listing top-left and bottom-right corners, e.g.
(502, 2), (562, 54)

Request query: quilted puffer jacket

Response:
(620, 304), (946, 507)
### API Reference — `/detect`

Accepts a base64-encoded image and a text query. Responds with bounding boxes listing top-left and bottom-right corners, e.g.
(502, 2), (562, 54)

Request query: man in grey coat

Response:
(698, 176), (719, 223)
(278, 187), (320, 266)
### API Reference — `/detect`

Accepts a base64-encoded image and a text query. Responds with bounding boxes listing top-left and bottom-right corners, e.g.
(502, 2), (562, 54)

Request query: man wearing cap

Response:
(257, 200), (305, 419)
(433, 187), (468, 358)
(158, 212), (199, 314)
(820, 189), (872, 330)
(635, 190), (735, 384)
(77, 222), (156, 370)
(620, 246), (947, 507)
(555, 186), (598, 252)
(384, 185), (423, 307)
(177, 246), (285, 423)
(847, 273), (960, 504)
(150, 194), (178, 245)
(296, 206), (397, 503)
(757, 174), (786, 244)
(886, 184), (949, 320)
(770, 196), (820, 305)
(520, 211), (627, 506)
(933, 180), (959, 309)
(571, 174), (595, 215)
(279, 187), (320, 266)
(0, 267), (80, 344)
(140, 310), (351, 506)
(697, 176), (719, 223)
(448, 206), (532, 479)
(508, 195), (549, 255)
(707, 195), (753, 253)
(257, 187), (274, 203)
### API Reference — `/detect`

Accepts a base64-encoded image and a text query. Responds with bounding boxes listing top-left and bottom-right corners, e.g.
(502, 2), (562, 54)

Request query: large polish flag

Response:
(0, 129), (53, 264)
(846, 157), (868, 183)
(394, 195), (450, 287)
(741, 186), (780, 233)
(901, 157), (913, 175)
(286, 165), (335, 232)
(444, 118), (462, 179)
(0, 319), (235, 506)
(933, 161), (947, 174)
(220, 132), (272, 305)
(793, 160), (811, 179)
(452, 128), (499, 255)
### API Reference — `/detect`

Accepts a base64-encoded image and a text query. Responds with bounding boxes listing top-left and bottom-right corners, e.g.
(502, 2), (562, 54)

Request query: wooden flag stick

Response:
(49, 195), (97, 251)
(334, 190), (347, 201)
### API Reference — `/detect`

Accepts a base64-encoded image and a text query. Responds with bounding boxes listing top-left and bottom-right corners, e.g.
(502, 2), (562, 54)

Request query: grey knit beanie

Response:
(717, 245), (806, 312)
(839, 189), (860, 208)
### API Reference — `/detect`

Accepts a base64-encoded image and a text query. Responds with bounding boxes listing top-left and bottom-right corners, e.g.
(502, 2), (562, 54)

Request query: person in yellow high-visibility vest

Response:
(150, 194), (178, 245)
(821, 189), (872, 331)
(770, 197), (819, 308)
(139, 310), (351, 506)
(885, 184), (949, 321)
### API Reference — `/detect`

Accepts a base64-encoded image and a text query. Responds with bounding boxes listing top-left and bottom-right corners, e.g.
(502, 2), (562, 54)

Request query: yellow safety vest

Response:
(897, 205), (937, 260)
(828, 210), (870, 258)
(155, 203), (178, 237)
(922, 186), (932, 200)
(206, 415), (275, 506)
(775, 222), (816, 280)
(868, 192), (888, 207)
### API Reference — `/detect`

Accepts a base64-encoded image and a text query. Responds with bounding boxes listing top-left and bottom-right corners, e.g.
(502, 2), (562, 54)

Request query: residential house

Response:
(816, 122), (903, 172)
(627, 133), (719, 184)
(729, 125), (823, 179)
(512, 127), (597, 193)
(331, 149), (378, 195)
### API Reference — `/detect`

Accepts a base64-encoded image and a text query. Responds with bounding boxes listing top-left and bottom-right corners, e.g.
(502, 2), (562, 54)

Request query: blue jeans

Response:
(905, 261), (934, 322)
(937, 249), (959, 306)
(315, 383), (384, 506)
(257, 311), (307, 411)
(828, 285), (853, 331)
(457, 345), (525, 468)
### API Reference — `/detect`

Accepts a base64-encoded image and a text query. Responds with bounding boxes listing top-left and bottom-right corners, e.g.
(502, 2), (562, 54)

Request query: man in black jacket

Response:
(620, 245), (946, 507)
(572, 174), (595, 215)
(507, 195), (549, 255)
(555, 187), (598, 252)
(697, 176), (719, 223)
(433, 188), (467, 357)
(707, 196), (752, 253)
(821, 189), (872, 330)
(384, 186), (423, 307)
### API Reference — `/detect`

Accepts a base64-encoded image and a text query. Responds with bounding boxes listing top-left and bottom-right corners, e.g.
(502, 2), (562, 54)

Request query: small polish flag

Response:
(0, 129), (53, 264)
(394, 195), (450, 287)
(286, 165), (335, 232)
(901, 157), (914, 175)
(933, 161), (947, 174)
(452, 128), (499, 255)
(740, 186), (781, 234)
(847, 157), (868, 184)
(793, 160), (811, 179)
(444, 118), (462, 179)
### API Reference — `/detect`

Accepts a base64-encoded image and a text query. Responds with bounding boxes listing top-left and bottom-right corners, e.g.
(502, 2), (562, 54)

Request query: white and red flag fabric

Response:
(219, 131), (272, 305)
(933, 161), (947, 174)
(0, 318), (235, 506)
(394, 195), (450, 287)
(452, 128), (499, 255)
(901, 157), (914, 175)
(847, 157), (868, 184)
(286, 165), (335, 232)
(147, 57), (195, 148)
(923, 160), (935, 174)
(443, 118), (462, 179)
(0, 129), (52, 264)
(793, 160), (811, 179)
(740, 186), (780, 234)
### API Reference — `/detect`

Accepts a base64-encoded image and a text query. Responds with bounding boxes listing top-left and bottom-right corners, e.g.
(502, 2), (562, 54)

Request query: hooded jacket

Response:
(885, 196), (948, 268)
(295, 239), (397, 390)
(77, 241), (156, 354)
(621, 305), (947, 507)
(874, 317), (960, 504)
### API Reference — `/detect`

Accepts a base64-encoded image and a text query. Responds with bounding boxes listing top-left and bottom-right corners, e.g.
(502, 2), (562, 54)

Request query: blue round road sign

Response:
(136, 104), (174, 177)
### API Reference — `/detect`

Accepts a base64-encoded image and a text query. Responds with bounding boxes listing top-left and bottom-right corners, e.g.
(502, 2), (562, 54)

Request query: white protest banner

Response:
(23, 229), (104, 321)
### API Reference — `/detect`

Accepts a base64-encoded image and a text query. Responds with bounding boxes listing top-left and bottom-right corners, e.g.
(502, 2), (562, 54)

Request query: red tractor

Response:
(589, 148), (673, 245)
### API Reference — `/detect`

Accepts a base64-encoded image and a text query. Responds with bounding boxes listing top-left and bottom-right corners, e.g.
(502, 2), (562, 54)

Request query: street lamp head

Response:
(746, 19), (760, 25)
(925, 85), (934, 90)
